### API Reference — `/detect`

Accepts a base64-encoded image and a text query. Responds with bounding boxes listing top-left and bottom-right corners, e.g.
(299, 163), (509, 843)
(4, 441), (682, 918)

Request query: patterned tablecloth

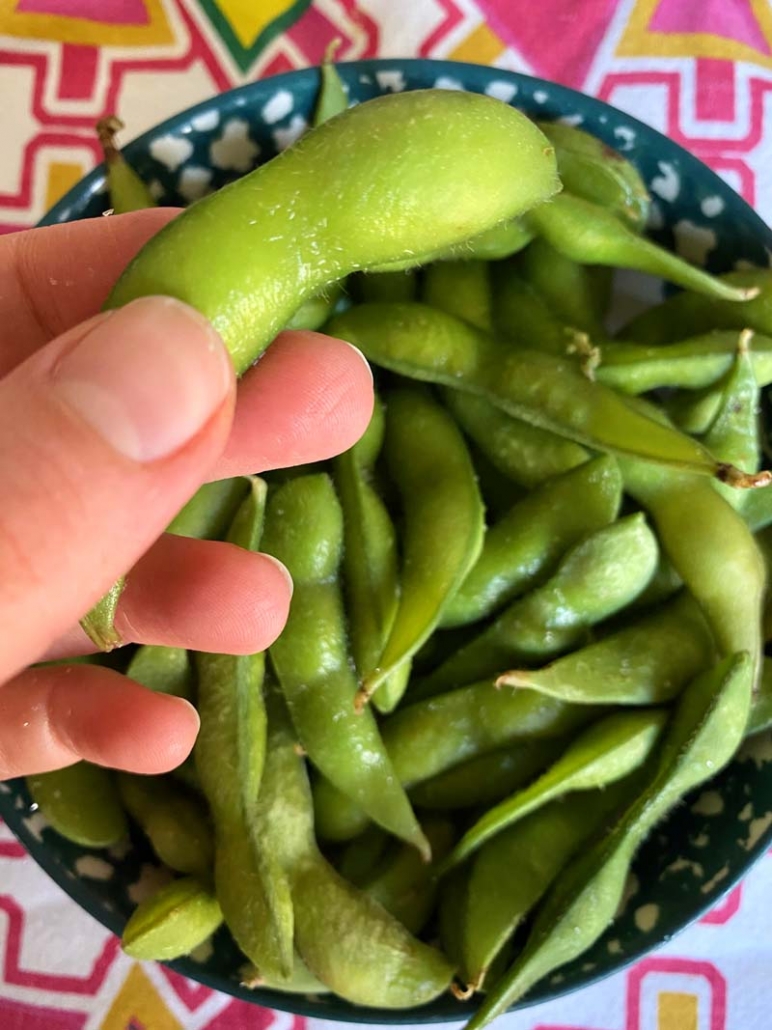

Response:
(1, 1), (772, 1028)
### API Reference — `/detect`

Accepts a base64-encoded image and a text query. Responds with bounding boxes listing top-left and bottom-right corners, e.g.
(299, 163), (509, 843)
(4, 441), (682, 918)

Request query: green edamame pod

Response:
(409, 740), (565, 811)
(747, 657), (772, 736)
(121, 876), (223, 961)
(361, 819), (454, 934)
(117, 774), (213, 879)
(441, 709), (667, 872)
(108, 91), (559, 376)
(441, 455), (622, 627)
(286, 283), (345, 331)
(467, 441), (526, 520)
(195, 479), (294, 981)
(595, 330), (772, 394)
(83, 89), (560, 650)
(313, 777), (371, 842)
(704, 331), (760, 511)
(468, 652), (752, 1029)
(517, 237), (607, 338)
(97, 116), (155, 213)
(260, 687), (454, 1007)
(438, 868), (469, 976)
(744, 482), (772, 532)
(422, 260), (493, 331)
(126, 645), (193, 701)
(263, 474), (427, 856)
(445, 390), (589, 489)
(327, 303), (762, 483)
(491, 259), (580, 354)
(334, 398), (408, 714)
(452, 217), (534, 261)
(358, 388), (485, 705)
(463, 782), (636, 992)
(664, 384), (724, 436)
(620, 453), (765, 682)
(312, 44), (347, 126)
(537, 121), (650, 230)
(629, 552), (683, 610)
(27, 763), (127, 848)
(622, 268), (772, 344)
(497, 591), (714, 706)
(165, 476), (250, 539)
(526, 192), (757, 302)
(422, 513), (659, 695)
(241, 954), (330, 995)
(383, 683), (602, 788)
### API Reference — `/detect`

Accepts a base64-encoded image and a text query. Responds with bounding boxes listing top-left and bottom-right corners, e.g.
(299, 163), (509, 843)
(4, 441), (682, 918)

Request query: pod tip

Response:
(96, 115), (125, 164)
(451, 981), (475, 1002)
(717, 464), (772, 489)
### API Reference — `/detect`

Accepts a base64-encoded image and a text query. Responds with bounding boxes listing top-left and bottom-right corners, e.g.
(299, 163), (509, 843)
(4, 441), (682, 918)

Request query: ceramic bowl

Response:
(2, 58), (771, 1023)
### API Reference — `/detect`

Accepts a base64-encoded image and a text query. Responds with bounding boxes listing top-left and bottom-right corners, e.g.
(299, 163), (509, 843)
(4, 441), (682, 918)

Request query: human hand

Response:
(0, 209), (373, 781)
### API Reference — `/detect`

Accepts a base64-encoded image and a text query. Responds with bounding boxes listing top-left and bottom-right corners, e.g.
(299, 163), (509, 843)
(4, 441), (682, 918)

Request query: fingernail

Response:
(262, 553), (294, 598)
(342, 341), (374, 383)
(54, 297), (232, 463)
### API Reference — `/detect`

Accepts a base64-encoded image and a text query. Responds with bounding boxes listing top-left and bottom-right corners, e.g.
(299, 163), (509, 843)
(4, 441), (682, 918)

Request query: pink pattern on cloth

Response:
(0, 997), (85, 1030)
(475, 0), (619, 87)
(16, 0), (150, 25)
(650, 0), (771, 54)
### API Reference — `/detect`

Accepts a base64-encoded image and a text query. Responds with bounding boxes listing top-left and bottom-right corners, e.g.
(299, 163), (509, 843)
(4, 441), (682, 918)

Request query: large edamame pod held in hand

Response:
(358, 388), (485, 704)
(334, 398), (408, 714)
(537, 120), (650, 230)
(444, 389), (589, 488)
(422, 513), (659, 695)
(121, 876), (223, 961)
(327, 303), (765, 483)
(497, 591), (715, 705)
(441, 709), (667, 872)
(262, 474), (428, 857)
(622, 268), (772, 344)
(107, 91), (560, 376)
(441, 455), (622, 627)
(468, 652), (752, 1029)
(97, 116), (155, 213)
(27, 763), (127, 847)
(195, 479), (294, 981)
(526, 193), (758, 302)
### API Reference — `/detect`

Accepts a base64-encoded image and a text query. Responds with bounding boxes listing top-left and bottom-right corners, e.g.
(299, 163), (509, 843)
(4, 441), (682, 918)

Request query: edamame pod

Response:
(517, 237), (608, 338)
(497, 591), (714, 705)
(263, 474), (427, 856)
(622, 268), (772, 344)
(165, 476), (250, 539)
(442, 709), (667, 871)
(463, 782), (636, 992)
(361, 819), (454, 934)
(491, 259), (580, 354)
(126, 645), (193, 701)
(747, 657), (772, 736)
(409, 740), (565, 811)
(97, 115), (155, 213)
(121, 876), (223, 961)
(444, 389), (589, 489)
(359, 388), (485, 704)
(27, 763), (127, 848)
(595, 330), (772, 394)
(327, 303), (762, 483)
(526, 192), (757, 302)
(334, 398), (408, 714)
(350, 270), (417, 303)
(260, 687), (454, 1007)
(336, 827), (390, 887)
(195, 480), (294, 981)
(422, 260), (493, 330)
(422, 513), (659, 695)
(108, 91), (560, 376)
(468, 652), (752, 1028)
(704, 331), (761, 511)
(117, 774), (213, 879)
(312, 45), (347, 126)
(441, 455), (622, 627)
(537, 121), (650, 230)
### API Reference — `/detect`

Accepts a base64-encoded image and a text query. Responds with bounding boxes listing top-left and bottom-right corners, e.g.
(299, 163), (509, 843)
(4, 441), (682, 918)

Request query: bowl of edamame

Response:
(3, 58), (772, 1026)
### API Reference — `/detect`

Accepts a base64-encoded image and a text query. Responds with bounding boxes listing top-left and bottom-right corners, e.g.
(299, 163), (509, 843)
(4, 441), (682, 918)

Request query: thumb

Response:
(0, 296), (235, 679)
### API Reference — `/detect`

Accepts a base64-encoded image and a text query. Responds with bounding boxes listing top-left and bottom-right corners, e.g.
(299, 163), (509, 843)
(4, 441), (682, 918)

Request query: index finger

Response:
(0, 208), (179, 377)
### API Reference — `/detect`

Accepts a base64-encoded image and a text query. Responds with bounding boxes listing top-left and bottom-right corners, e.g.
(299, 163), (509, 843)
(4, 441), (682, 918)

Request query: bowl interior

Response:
(3, 58), (772, 1023)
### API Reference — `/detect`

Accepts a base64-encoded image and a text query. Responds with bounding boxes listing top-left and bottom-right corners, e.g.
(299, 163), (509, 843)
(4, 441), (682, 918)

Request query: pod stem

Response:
(717, 465), (772, 489)
(96, 115), (125, 165)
